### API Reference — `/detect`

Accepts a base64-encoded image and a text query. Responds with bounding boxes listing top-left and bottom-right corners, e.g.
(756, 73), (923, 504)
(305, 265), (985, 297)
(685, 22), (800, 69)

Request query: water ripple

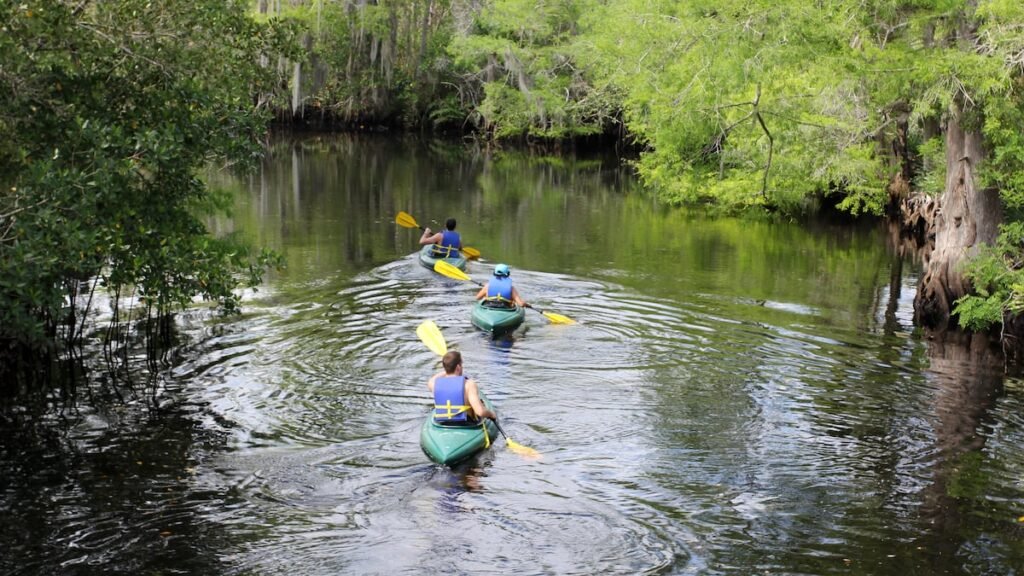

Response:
(11, 250), (1024, 576)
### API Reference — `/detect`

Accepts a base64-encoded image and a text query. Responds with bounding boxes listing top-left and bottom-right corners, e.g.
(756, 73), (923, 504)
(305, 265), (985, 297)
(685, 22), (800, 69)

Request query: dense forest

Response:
(2, 0), (1024, 382)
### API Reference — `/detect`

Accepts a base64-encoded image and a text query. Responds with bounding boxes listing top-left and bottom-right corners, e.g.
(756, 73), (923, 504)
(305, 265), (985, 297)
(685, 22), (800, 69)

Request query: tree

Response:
(581, 0), (881, 214)
(447, 0), (618, 140)
(0, 0), (296, 383)
(266, 0), (461, 129)
(898, 1), (1024, 331)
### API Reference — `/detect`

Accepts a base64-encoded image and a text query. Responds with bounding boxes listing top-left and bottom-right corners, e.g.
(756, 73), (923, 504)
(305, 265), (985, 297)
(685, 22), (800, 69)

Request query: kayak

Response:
(470, 301), (526, 334)
(420, 393), (498, 465)
(418, 244), (467, 271)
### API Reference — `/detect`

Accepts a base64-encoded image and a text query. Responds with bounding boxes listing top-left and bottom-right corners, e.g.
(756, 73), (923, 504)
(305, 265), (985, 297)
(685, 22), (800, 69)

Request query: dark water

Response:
(4, 134), (1024, 575)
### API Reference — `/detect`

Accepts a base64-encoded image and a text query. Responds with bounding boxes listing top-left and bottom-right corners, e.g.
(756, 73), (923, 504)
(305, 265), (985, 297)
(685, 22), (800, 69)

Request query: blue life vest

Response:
(432, 230), (461, 257)
(486, 276), (513, 304)
(433, 375), (469, 423)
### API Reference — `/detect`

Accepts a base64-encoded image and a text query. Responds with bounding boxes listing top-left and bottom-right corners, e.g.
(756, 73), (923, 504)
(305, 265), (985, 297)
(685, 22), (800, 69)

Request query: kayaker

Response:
(420, 217), (462, 258)
(427, 350), (497, 424)
(475, 263), (527, 309)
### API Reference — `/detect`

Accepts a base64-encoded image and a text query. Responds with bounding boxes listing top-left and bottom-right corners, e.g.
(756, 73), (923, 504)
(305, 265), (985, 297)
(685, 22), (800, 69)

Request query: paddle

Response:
(432, 260), (576, 325)
(524, 304), (575, 325)
(416, 319), (447, 356)
(433, 259), (481, 286)
(491, 417), (541, 459)
(395, 211), (481, 259)
(415, 320), (540, 458)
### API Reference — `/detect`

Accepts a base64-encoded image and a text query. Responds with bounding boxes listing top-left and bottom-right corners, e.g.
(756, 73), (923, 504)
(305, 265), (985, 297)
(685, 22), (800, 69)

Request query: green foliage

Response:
(446, 0), (616, 140)
(914, 137), (946, 197)
(0, 0), (294, 365)
(982, 86), (1024, 220)
(579, 0), (893, 214)
(296, 0), (459, 127)
(428, 95), (468, 129)
(954, 222), (1024, 331)
(954, 291), (1007, 333)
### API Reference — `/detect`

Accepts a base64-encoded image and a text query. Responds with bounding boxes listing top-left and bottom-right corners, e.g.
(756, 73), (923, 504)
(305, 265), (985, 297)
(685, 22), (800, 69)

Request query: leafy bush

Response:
(955, 222), (1024, 331)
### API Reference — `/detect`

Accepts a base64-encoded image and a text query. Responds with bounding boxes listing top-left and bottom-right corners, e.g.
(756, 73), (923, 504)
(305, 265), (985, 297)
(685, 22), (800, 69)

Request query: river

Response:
(3, 134), (1024, 575)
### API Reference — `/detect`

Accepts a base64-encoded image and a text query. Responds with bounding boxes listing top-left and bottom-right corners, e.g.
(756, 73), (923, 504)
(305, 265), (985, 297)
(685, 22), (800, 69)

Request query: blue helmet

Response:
(494, 264), (510, 277)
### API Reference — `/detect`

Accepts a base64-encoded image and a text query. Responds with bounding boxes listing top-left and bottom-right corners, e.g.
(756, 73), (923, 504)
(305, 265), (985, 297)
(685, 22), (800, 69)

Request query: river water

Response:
(3, 134), (1024, 575)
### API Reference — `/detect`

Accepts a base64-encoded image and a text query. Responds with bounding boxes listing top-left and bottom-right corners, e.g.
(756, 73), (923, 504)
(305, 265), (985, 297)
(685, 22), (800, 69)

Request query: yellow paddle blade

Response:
(542, 311), (575, 325)
(526, 304), (575, 325)
(433, 260), (472, 282)
(505, 438), (541, 459)
(461, 246), (481, 259)
(395, 211), (419, 229)
(416, 320), (447, 356)
(492, 420), (541, 459)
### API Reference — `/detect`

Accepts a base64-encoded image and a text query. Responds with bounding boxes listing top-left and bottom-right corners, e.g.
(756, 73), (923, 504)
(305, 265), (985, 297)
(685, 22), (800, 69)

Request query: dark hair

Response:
(445, 218), (457, 231)
(442, 350), (462, 373)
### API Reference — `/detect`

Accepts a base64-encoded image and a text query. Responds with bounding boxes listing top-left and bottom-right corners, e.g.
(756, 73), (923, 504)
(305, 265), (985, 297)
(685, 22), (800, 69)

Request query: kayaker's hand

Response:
(423, 227), (432, 235)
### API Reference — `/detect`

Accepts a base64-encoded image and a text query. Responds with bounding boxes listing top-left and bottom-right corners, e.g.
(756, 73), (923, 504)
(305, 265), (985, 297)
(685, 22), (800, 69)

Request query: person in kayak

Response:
(420, 217), (462, 258)
(428, 351), (497, 424)
(475, 263), (527, 309)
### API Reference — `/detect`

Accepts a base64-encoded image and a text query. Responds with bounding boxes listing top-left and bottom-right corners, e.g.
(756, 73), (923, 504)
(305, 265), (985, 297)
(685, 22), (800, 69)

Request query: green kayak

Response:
(418, 245), (467, 271)
(420, 393), (498, 465)
(470, 301), (526, 334)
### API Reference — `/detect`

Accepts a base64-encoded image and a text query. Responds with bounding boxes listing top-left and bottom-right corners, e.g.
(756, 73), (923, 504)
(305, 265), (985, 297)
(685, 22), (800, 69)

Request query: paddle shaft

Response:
(491, 418), (511, 441)
(524, 303), (554, 317)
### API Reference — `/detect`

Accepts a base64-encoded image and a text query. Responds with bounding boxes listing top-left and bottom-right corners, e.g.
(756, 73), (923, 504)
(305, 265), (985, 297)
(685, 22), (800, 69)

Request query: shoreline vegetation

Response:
(3, 0), (1024, 386)
(257, 0), (1024, 367)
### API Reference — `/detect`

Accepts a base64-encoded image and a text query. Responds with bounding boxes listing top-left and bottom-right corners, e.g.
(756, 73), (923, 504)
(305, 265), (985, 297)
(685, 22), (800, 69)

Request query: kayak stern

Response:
(420, 394), (498, 465)
(418, 245), (467, 271)
(470, 301), (526, 334)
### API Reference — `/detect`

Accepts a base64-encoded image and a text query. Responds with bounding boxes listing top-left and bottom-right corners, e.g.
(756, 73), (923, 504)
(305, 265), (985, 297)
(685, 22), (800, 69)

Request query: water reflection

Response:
(916, 331), (1009, 574)
(430, 464), (487, 516)
(477, 329), (518, 385)
(0, 389), (235, 575)
(4, 134), (1024, 575)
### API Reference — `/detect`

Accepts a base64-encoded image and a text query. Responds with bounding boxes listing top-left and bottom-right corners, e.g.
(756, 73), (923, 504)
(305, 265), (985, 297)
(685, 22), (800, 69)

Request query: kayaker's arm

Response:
(419, 227), (442, 245)
(511, 287), (527, 308)
(465, 378), (497, 420)
(474, 284), (487, 300)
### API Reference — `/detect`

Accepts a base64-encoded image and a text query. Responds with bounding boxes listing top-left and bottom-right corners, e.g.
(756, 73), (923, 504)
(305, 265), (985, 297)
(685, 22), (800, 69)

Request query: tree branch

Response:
(755, 110), (773, 201)
(77, 22), (171, 77)
(752, 83), (773, 201)
(1, 201), (37, 243)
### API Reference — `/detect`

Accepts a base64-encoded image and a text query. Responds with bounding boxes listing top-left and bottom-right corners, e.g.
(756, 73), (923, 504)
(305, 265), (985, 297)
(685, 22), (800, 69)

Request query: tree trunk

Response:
(914, 102), (1001, 328)
(885, 103), (912, 217)
(291, 60), (302, 116)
